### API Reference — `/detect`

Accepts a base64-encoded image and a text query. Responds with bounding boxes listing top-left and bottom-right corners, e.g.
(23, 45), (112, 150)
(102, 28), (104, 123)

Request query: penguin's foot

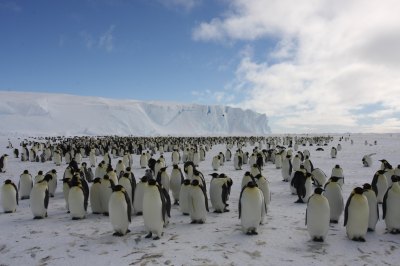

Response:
(92, 212), (101, 215)
(126, 229), (131, 234)
(4, 211), (13, 214)
(145, 232), (152, 238)
(72, 217), (81, 220)
(197, 220), (204, 224)
(223, 209), (230, 212)
(358, 237), (366, 242)
(136, 212), (143, 216)
(153, 236), (160, 240)
(21, 196), (29, 200)
(113, 232), (124, 237)
(173, 201), (179, 206)
(367, 228), (374, 232)
(213, 210), (223, 214)
(103, 212), (109, 216)
(33, 216), (43, 219)
(330, 220), (338, 224)
(313, 237), (324, 242)
(190, 220), (197, 224)
(294, 199), (304, 203)
(183, 213), (189, 216)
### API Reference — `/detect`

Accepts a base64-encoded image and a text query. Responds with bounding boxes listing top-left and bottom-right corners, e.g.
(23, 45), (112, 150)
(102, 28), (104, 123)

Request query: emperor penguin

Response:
(330, 147), (337, 159)
(239, 181), (266, 235)
(89, 148), (96, 167)
(122, 152), (132, 169)
(303, 155), (314, 174)
(115, 160), (126, 178)
(34, 171), (45, 184)
(362, 153), (375, 167)
(143, 179), (167, 240)
(243, 152), (249, 165)
(248, 153), (257, 167)
(218, 152), (225, 166)
(0, 154), (9, 172)
(171, 150), (180, 165)
(199, 146), (206, 161)
(225, 148), (232, 162)
(46, 170), (57, 197)
(140, 153), (148, 168)
(53, 150), (62, 166)
(281, 155), (292, 182)
(233, 150), (243, 170)
(170, 164), (184, 205)
(241, 171), (254, 189)
(250, 163), (261, 178)
(106, 165), (118, 186)
(371, 170), (388, 204)
(253, 174), (271, 213)
(306, 187), (330, 242)
(311, 168), (327, 187)
(212, 155), (220, 171)
(109, 185), (132, 236)
(324, 176), (344, 224)
(100, 174), (115, 216)
(331, 164), (344, 187)
(133, 176), (148, 215)
(30, 174), (51, 219)
(362, 183), (379, 232)
(189, 179), (209, 224)
(383, 176), (400, 234)
(292, 154), (302, 172)
(209, 173), (229, 213)
(119, 172), (135, 207)
(19, 170), (33, 200)
(2, 179), (18, 213)
(68, 179), (87, 220)
(291, 169), (307, 203)
(90, 178), (103, 214)
(179, 179), (191, 215)
(156, 167), (170, 193)
(344, 187), (369, 242)
(274, 151), (282, 169)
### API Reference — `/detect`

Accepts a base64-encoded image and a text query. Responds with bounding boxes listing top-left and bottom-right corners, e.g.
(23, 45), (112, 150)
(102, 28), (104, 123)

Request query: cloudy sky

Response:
(1, 0), (399, 133)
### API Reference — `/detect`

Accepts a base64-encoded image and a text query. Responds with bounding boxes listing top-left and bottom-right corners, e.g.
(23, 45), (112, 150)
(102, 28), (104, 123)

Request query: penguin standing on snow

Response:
(100, 174), (115, 216)
(330, 147), (337, 159)
(239, 181), (265, 235)
(90, 178), (103, 214)
(331, 164), (344, 187)
(212, 155), (220, 171)
(209, 173), (231, 213)
(253, 173), (271, 213)
(383, 176), (400, 234)
(46, 170), (57, 197)
(281, 155), (292, 182)
(1, 179), (18, 213)
(143, 179), (167, 240)
(362, 183), (379, 232)
(140, 153), (148, 168)
(344, 187), (369, 242)
(170, 164), (184, 205)
(189, 179), (209, 224)
(291, 169), (307, 203)
(68, 178), (87, 220)
(306, 187), (330, 242)
(30, 174), (51, 219)
(156, 167), (170, 193)
(19, 170), (33, 200)
(241, 171), (255, 189)
(233, 150), (243, 170)
(371, 170), (388, 204)
(109, 185), (132, 236)
(324, 176), (344, 224)
(179, 179), (191, 215)
(119, 172), (135, 207)
(0, 154), (9, 173)
(133, 176), (148, 215)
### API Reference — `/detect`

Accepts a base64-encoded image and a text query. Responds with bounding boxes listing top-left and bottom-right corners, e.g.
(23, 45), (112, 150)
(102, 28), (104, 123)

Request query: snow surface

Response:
(0, 91), (270, 136)
(1, 134), (400, 265)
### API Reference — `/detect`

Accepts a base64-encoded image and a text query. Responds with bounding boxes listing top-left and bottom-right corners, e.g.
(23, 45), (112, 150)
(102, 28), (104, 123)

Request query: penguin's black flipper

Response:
(344, 193), (355, 226)
(124, 190), (132, 223)
(382, 188), (390, 219)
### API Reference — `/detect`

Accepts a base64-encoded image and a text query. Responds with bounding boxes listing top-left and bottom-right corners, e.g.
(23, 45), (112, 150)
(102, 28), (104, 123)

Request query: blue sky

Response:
(1, 0), (400, 133)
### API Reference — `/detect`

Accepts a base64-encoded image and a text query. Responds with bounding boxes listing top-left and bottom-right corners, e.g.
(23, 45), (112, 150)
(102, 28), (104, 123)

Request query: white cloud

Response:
(193, 0), (400, 133)
(99, 25), (115, 52)
(159, 0), (201, 12)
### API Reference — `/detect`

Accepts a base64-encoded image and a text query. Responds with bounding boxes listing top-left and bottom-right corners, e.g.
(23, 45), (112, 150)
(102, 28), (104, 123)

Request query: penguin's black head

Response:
(118, 160), (122, 163)
(112, 185), (124, 192)
(173, 164), (179, 169)
(354, 187), (364, 195)
(43, 174), (53, 182)
(377, 170), (386, 175)
(300, 164), (305, 169)
(219, 173), (226, 178)
(126, 167), (131, 172)
(286, 155), (291, 158)
(160, 167), (167, 172)
(335, 165), (340, 168)
(391, 175), (399, 183)
(363, 183), (372, 190)
(191, 179), (200, 186)
(103, 174), (110, 180)
(140, 176), (148, 183)
(4, 179), (12, 185)
(209, 173), (219, 178)
(305, 155), (309, 159)
(314, 187), (324, 195)
(183, 179), (191, 185)
(51, 169), (57, 174)
(93, 178), (101, 184)
(148, 179), (157, 186)
(330, 176), (339, 182)
(38, 171), (43, 175)
(23, 170), (29, 174)
(244, 171), (251, 176)
(246, 181), (257, 188)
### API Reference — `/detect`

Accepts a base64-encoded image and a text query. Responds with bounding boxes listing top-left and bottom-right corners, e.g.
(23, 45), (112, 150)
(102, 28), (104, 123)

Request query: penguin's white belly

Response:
(190, 190), (207, 221)
(307, 198), (330, 238)
(19, 178), (32, 198)
(346, 200), (368, 239)
(385, 191), (400, 230)
(30, 187), (47, 217)
(241, 191), (262, 231)
(109, 193), (129, 233)
(170, 176), (181, 200)
(1, 187), (17, 212)
(179, 187), (190, 214)
(143, 193), (163, 236)
(68, 188), (85, 218)
(90, 185), (102, 213)
(210, 184), (224, 211)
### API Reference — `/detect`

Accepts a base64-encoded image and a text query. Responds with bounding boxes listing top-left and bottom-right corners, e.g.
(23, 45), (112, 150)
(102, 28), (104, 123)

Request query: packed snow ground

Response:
(0, 134), (400, 266)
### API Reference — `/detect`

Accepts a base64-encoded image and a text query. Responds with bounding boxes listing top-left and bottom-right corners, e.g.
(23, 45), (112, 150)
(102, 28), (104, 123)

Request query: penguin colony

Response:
(1, 135), (399, 245)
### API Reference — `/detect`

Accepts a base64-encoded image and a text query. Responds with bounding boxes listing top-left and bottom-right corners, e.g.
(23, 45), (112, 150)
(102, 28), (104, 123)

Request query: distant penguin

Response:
(30, 174), (51, 219)
(311, 168), (327, 187)
(140, 153), (148, 168)
(362, 183), (379, 232)
(383, 176), (400, 234)
(189, 179), (209, 224)
(100, 175), (115, 216)
(143, 179), (167, 240)
(243, 152), (249, 164)
(212, 156), (220, 171)
(281, 155), (292, 182)
(19, 170), (33, 200)
(239, 181), (265, 235)
(233, 150), (243, 170)
(109, 185), (132, 236)
(46, 170), (57, 197)
(303, 155), (314, 173)
(170, 164), (184, 205)
(89, 149), (96, 167)
(171, 150), (180, 165)
(225, 148), (232, 162)
(2, 179), (18, 213)
(53, 150), (62, 166)
(115, 160), (126, 177)
(133, 176), (147, 215)
(337, 143), (342, 151)
(344, 187), (369, 242)
(0, 154), (9, 172)
(250, 163), (261, 178)
(241, 171), (255, 189)
(330, 147), (337, 158)
(331, 164), (344, 187)
(291, 169), (307, 203)
(371, 170), (388, 204)
(292, 154), (301, 172)
(324, 176), (344, 224)
(90, 178), (103, 214)
(362, 153), (375, 167)
(68, 179), (87, 220)
(274, 152), (282, 169)
(306, 187), (330, 242)
(253, 174), (271, 213)
(179, 179), (191, 215)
